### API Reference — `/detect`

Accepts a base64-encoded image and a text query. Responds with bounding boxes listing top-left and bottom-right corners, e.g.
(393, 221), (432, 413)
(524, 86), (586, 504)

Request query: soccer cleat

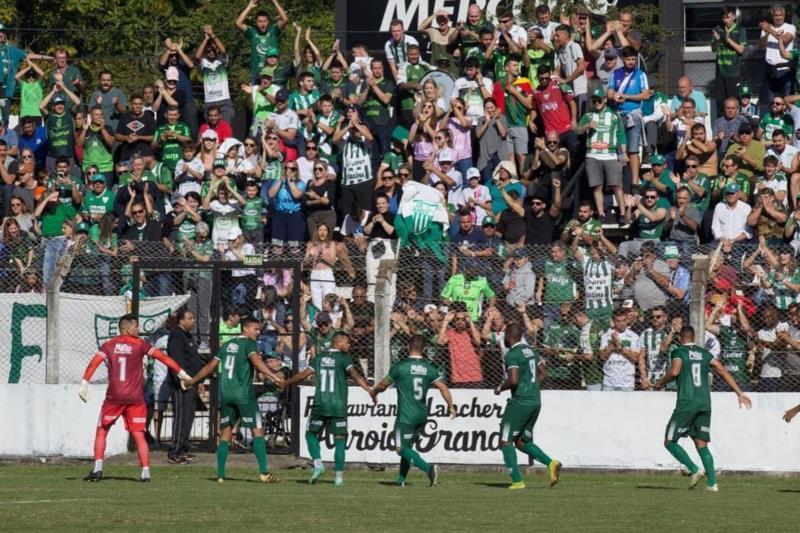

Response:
(259, 472), (280, 484)
(334, 477), (344, 487)
(395, 477), (406, 487)
(309, 466), (326, 484)
(508, 481), (526, 490)
(217, 478), (225, 484)
(705, 484), (719, 492)
(427, 464), (439, 487)
(139, 477), (151, 483)
(167, 455), (189, 465)
(548, 460), (562, 488)
(688, 470), (706, 490)
(83, 470), (103, 482)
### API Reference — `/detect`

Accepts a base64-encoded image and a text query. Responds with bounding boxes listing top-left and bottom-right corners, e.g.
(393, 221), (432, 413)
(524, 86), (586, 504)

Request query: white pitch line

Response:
(0, 498), (99, 505)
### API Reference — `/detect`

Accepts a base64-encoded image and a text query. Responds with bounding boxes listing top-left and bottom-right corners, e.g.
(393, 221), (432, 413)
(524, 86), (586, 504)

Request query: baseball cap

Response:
(738, 85), (752, 97)
(170, 192), (183, 205)
(591, 88), (605, 99)
(91, 173), (106, 183)
(316, 312), (332, 325)
(575, 6), (591, 16)
(275, 88), (290, 102)
(227, 226), (243, 240)
(423, 304), (438, 314)
(663, 245), (680, 259)
(513, 248), (527, 259)
(738, 123), (753, 135)
(76, 222), (90, 234)
(0, 23), (7, 32)
(466, 167), (481, 180)
(265, 46), (279, 58)
(650, 154), (666, 165)
(213, 157), (226, 168)
(621, 299), (635, 309)
(481, 215), (496, 227)
(603, 47), (619, 60)
(165, 66), (179, 81)
(724, 182), (740, 194)
(437, 148), (454, 162)
(201, 128), (218, 140)
(52, 95), (65, 104)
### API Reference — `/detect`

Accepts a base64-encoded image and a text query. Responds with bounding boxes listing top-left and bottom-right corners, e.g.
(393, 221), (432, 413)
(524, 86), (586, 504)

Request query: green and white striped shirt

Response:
(313, 110), (341, 159)
(641, 327), (668, 382)
(579, 108), (626, 160)
(262, 154), (283, 182)
(340, 134), (373, 186)
(581, 256), (614, 310)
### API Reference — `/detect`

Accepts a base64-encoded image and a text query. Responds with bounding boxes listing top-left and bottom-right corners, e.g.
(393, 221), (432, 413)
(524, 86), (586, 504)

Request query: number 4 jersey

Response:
(387, 356), (442, 427)
(672, 343), (713, 412)
(310, 350), (354, 418)
(215, 336), (260, 404)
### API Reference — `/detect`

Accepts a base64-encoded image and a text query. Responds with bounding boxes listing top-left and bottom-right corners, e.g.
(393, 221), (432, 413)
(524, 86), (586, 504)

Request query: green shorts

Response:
(220, 398), (261, 429)
(393, 422), (425, 449)
(499, 401), (541, 443)
(307, 414), (348, 436)
(665, 408), (711, 443)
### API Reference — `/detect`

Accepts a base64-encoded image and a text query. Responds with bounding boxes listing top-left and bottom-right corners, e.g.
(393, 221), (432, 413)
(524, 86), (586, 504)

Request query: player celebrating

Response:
(655, 326), (751, 492)
(186, 317), (285, 483)
(495, 323), (562, 490)
(280, 332), (372, 486)
(371, 334), (457, 487)
(80, 314), (193, 482)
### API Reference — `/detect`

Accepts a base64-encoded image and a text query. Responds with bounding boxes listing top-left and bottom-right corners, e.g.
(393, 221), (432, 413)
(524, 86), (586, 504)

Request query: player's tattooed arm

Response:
(277, 366), (314, 390)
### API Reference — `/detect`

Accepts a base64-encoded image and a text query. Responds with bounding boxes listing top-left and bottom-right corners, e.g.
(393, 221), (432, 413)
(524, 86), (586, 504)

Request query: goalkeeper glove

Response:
(79, 379), (89, 403)
(177, 369), (192, 390)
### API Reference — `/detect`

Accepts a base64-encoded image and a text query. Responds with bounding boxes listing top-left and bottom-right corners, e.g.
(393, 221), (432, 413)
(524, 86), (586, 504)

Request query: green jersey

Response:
(153, 122), (191, 170)
(245, 25), (281, 77)
(543, 259), (576, 304)
(638, 198), (670, 239)
(713, 172), (751, 198)
(716, 325), (750, 385)
(579, 320), (605, 385)
(310, 328), (337, 355)
(388, 356), (442, 427)
(252, 84), (279, 124)
(767, 268), (800, 310)
(715, 24), (746, 78)
(216, 336), (260, 403)
(672, 344), (713, 411)
(82, 125), (114, 172)
(310, 350), (353, 418)
(241, 196), (267, 230)
(543, 320), (580, 380)
(45, 112), (75, 158)
(400, 62), (431, 111)
(641, 327), (669, 382)
(681, 173), (710, 211)
(20, 79), (43, 117)
(313, 110), (341, 160)
(439, 273), (495, 322)
(262, 154), (283, 181)
(579, 108), (626, 159)
(381, 150), (403, 173)
(759, 112), (794, 141)
(501, 80), (530, 128)
(504, 342), (542, 406)
(363, 78), (395, 126)
(81, 189), (116, 219)
(288, 88), (320, 115)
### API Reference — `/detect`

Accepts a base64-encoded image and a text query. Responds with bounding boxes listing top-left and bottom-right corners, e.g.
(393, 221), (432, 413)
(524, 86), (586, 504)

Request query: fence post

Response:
(690, 254), (709, 343)
(45, 247), (78, 384)
(373, 258), (396, 381)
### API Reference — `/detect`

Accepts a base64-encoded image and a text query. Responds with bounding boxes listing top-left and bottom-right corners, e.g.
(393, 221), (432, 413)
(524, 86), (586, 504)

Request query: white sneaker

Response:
(705, 484), (719, 492)
(688, 470), (705, 490)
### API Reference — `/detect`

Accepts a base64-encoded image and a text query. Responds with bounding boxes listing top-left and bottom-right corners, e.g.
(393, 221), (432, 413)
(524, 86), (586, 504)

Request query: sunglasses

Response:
(306, 145), (318, 150)
(166, 80), (178, 84)
(499, 18), (511, 24)
(244, 142), (256, 147)
(546, 141), (559, 145)
(21, 154), (33, 159)
(203, 138), (215, 142)
(285, 166), (298, 171)
(267, 136), (279, 140)
(644, 195), (658, 199)
(383, 175), (394, 180)
(10, 202), (22, 207)
(685, 164), (698, 168)
(399, 172), (410, 177)
(725, 191), (738, 195)
(132, 209), (145, 215)
(532, 200), (545, 206)
(314, 167), (326, 171)
(652, 314), (666, 319)
(435, 136), (446, 140)
(722, 163), (735, 168)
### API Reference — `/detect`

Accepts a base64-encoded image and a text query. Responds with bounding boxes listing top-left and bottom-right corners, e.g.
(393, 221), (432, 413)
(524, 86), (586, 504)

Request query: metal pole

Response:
(690, 254), (709, 342)
(45, 278), (61, 385)
(290, 262), (302, 457)
(373, 259), (394, 382)
(131, 262), (141, 317)
(208, 263), (223, 449)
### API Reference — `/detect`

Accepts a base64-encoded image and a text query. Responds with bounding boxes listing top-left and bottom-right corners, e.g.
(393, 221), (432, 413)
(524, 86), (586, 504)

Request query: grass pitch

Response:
(0, 463), (798, 531)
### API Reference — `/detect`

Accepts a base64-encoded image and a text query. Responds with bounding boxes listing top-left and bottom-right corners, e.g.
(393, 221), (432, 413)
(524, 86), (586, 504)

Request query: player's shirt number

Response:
(691, 362), (701, 387)
(529, 360), (537, 384)
(413, 377), (423, 400)
(320, 368), (336, 392)
(224, 355), (235, 379)
(118, 356), (127, 381)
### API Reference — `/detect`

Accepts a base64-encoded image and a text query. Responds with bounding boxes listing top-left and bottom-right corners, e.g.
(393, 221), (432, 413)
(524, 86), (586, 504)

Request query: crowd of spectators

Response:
(2, 4), (800, 391)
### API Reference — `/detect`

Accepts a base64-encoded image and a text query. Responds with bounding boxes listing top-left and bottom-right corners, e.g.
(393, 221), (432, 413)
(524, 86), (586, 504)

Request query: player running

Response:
(280, 332), (372, 486)
(186, 317), (285, 483)
(80, 314), (193, 482)
(371, 334), (457, 487)
(655, 326), (751, 492)
(495, 323), (562, 490)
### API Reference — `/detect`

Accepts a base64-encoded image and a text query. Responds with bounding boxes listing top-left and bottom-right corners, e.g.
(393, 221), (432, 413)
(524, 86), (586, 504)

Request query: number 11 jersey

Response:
(310, 350), (354, 418)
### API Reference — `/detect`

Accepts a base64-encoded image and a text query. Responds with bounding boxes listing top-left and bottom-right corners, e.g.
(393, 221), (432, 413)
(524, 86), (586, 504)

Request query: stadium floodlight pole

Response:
(689, 254), (709, 343)
(290, 261), (302, 457)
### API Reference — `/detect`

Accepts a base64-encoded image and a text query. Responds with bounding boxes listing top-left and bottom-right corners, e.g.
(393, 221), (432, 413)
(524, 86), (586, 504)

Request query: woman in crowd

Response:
(268, 160), (306, 256)
(304, 222), (355, 310)
(408, 101), (438, 181)
(303, 159), (337, 238)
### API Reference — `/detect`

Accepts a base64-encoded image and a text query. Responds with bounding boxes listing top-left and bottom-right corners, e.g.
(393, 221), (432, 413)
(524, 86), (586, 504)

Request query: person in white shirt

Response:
(712, 181), (753, 244)
(759, 5), (796, 105)
(459, 167), (491, 224)
(424, 148), (463, 194)
(529, 4), (558, 45)
(384, 19), (419, 81)
(552, 25), (587, 113)
(756, 303), (790, 392)
(766, 130), (798, 176)
(453, 58), (494, 126)
(194, 25), (234, 125)
(269, 89), (299, 156)
(599, 308), (643, 391)
(495, 10), (528, 48)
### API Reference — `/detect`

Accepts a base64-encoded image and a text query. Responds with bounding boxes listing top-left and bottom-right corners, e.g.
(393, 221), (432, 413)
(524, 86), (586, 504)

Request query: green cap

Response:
(76, 222), (90, 234)
(391, 125), (409, 143)
(724, 182), (740, 194)
(481, 216), (496, 226)
(649, 154), (666, 165)
(91, 173), (106, 183)
(447, 203), (456, 215)
(663, 245), (680, 259)
(738, 85), (752, 97)
(265, 46), (279, 57)
(213, 158), (225, 168)
(591, 88), (606, 99)
(0, 23), (6, 32)
(259, 65), (276, 77)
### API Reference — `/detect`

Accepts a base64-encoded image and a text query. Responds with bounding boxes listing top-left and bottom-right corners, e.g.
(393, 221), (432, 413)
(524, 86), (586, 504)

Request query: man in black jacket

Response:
(167, 309), (201, 463)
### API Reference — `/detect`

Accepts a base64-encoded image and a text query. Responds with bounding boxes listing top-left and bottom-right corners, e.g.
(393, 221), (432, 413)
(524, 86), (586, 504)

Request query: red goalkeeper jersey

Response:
(95, 336), (158, 405)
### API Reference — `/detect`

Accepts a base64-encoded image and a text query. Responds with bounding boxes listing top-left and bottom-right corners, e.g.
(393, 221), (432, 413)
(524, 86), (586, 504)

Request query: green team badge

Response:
(95, 310), (172, 348)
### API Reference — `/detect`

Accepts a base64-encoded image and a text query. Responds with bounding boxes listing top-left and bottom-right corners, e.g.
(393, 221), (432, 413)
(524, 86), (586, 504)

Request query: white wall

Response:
(299, 387), (800, 471)
(0, 385), (128, 457)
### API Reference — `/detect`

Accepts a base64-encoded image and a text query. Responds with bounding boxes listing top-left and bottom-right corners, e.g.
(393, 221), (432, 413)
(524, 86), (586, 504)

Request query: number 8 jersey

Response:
(672, 344), (713, 411)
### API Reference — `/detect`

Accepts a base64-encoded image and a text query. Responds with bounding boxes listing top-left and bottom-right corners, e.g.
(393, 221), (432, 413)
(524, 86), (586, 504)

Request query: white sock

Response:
(93, 459), (103, 473)
(313, 459), (323, 469)
(335, 471), (344, 481)
(141, 466), (150, 479)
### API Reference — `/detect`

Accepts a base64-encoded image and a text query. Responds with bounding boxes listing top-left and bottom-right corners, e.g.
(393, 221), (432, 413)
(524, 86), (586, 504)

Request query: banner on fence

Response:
(299, 387), (800, 471)
(0, 293), (190, 384)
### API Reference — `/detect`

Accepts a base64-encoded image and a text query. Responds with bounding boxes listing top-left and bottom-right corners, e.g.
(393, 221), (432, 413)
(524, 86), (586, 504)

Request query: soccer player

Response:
(371, 334), (456, 487)
(186, 317), (285, 483)
(79, 314), (193, 482)
(495, 322), (562, 490)
(655, 325), (752, 492)
(280, 332), (372, 486)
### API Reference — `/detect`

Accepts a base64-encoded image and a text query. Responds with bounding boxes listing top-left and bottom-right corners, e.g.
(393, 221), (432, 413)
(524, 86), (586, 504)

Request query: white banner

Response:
(299, 387), (800, 471)
(0, 293), (190, 384)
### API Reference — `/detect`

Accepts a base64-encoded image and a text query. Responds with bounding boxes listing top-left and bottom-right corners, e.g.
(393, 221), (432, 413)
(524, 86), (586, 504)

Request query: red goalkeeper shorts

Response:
(98, 402), (147, 432)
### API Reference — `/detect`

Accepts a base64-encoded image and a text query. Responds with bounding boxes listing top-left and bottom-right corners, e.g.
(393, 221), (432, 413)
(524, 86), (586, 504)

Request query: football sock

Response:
(502, 444), (522, 483)
(93, 459), (104, 473)
(335, 471), (344, 482)
(398, 457), (411, 480)
(217, 440), (230, 478)
(141, 466), (150, 479)
(399, 446), (430, 474)
(93, 426), (109, 464)
(131, 431), (150, 468)
(334, 438), (346, 473)
(253, 436), (268, 475)
(306, 432), (321, 463)
(697, 447), (716, 486)
(520, 442), (552, 466)
(665, 442), (699, 474)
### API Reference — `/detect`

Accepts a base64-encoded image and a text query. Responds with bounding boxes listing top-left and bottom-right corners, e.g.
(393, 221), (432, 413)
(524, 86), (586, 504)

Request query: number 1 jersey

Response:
(96, 336), (157, 405)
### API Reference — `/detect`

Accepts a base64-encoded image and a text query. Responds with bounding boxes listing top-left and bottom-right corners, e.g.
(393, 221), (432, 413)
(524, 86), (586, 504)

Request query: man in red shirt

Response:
(530, 65), (579, 160)
(197, 105), (233, 143)
(79, 314), (192, 482)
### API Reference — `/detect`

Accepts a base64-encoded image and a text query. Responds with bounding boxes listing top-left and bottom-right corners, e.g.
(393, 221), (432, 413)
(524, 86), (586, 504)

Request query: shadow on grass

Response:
(776, 489), (800, 493)
(67, 476), (140, 483)
(377, 481), (406, 487)
(475, 482), (519, 489)
(636, 485), (679, 490)
(292, 479), (335, 485)
(205, 477), (271, 484)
